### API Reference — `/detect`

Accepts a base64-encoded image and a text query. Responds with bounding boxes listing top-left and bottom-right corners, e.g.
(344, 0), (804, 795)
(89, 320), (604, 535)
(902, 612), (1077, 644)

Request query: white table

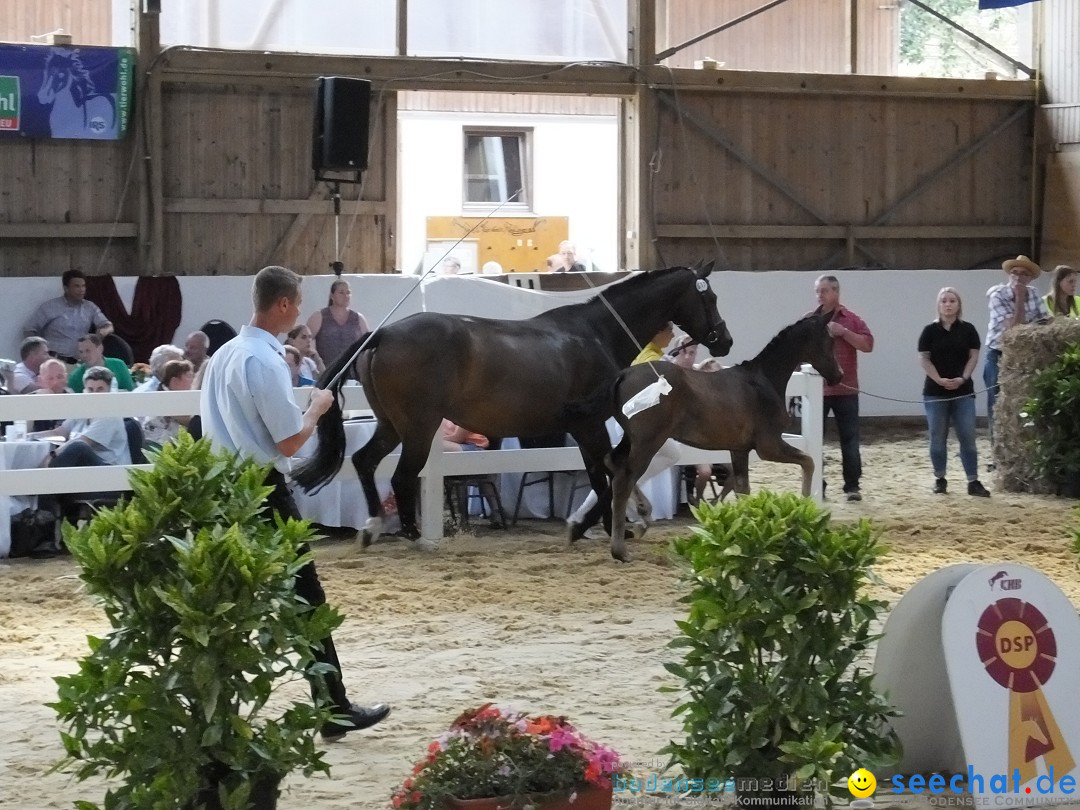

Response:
(0, 439), (53, 557)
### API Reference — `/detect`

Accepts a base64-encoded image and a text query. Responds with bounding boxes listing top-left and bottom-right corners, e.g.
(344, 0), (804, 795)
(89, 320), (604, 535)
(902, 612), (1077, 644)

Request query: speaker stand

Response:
(331, 183), (344, 277)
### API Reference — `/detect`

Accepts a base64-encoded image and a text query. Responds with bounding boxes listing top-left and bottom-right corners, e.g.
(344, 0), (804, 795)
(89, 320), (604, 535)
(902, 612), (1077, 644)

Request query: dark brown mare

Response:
(603, 312), (842, 561)
(292, 264), (734, 544)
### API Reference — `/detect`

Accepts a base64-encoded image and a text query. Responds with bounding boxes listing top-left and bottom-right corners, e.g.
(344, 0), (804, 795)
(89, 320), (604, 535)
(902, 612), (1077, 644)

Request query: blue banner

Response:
(978, 0), (1039, 8)
(0, 43), (134, 140)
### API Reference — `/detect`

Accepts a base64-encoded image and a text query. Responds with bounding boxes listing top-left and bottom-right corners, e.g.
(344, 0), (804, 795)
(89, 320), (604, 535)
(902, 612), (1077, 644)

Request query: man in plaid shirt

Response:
(984, 255), (1050, 449)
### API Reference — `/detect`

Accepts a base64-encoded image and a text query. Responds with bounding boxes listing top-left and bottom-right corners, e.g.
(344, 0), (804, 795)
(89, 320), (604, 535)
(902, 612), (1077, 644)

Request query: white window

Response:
(463, 129), (531, 211)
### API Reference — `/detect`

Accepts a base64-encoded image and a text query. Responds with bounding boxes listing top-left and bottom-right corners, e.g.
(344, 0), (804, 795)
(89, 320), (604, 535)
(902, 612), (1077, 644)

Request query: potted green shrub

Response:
(1023, 342), (1080, 497)
(661, 491), (900, 807)
(49, 433), (342, 809)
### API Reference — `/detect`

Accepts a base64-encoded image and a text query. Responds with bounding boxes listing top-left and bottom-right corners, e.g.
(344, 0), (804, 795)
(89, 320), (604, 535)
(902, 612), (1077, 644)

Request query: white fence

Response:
(0, 368), (822, 544)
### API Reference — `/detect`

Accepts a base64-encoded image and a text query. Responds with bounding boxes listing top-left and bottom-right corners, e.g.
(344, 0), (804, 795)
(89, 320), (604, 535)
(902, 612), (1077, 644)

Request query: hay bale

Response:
(994, 318), (1080, 493)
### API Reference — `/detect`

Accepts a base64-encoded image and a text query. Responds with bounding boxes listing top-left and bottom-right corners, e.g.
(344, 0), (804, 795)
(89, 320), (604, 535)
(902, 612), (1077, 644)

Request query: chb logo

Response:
(0, 75), (20, 130)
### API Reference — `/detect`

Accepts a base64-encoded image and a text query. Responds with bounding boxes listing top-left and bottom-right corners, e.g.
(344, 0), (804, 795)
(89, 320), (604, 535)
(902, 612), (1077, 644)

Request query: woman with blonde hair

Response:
(1044, 264), (1079, 317)
(917, 287), (989, 497)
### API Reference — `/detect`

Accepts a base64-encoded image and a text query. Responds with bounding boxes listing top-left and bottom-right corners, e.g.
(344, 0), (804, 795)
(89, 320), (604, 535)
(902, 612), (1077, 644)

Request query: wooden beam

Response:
(155, 49), (1036, 101)
(654, 224), (1031, 239)
(164, 198), (386, 215)
(0, 223), (140, 239)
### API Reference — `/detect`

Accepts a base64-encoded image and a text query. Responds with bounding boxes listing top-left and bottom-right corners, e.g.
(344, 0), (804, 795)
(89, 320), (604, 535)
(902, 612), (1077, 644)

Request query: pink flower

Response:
(548, 727), (578, 752)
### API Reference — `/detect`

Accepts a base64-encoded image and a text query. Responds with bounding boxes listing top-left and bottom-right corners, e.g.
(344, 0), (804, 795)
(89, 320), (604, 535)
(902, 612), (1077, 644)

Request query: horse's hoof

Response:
(359, 530), (375, 548)
(611, 548), (632, 563)
(566, 521), (587, 544)
(629, 522), (648, 540)
(394, 528), (421, 542)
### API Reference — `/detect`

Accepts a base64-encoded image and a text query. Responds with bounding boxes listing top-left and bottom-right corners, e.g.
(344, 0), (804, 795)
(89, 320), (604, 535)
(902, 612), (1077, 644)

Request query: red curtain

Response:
(85, 275), (183, 364)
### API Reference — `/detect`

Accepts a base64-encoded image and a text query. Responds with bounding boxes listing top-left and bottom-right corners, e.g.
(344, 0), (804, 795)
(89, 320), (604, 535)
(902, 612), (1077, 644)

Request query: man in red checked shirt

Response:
(812, 275), (874, 501)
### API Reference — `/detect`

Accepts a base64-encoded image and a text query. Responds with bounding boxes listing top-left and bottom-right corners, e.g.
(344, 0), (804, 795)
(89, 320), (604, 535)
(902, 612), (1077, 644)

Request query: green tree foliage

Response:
(900, 0), (1019, 77)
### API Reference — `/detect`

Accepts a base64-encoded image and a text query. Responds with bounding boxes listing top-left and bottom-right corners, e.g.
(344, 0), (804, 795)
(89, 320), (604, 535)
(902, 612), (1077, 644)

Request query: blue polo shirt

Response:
(199, 325), (302, 473)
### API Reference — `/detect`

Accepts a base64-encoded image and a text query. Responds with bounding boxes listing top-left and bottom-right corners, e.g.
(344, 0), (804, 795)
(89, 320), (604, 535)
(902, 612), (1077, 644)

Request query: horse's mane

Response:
(46, 50), (96, 104)
(582, 266), (684, 307)
(740, 313), (822, 367)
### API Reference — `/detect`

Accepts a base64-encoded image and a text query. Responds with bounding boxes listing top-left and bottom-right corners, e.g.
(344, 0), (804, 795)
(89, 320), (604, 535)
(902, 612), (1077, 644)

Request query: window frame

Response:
(462, 127), (533, 213)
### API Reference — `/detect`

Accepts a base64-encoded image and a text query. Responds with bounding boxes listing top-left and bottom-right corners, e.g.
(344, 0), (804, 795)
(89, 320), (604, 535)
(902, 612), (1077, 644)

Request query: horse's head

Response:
(670, 261), (733, 357)
(38, 50), (73, 105)
(807, 312), (844, 386)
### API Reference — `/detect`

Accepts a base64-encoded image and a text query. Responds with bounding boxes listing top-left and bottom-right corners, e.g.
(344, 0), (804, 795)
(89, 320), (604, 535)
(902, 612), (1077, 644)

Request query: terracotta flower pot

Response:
(445, 784), (613, 810)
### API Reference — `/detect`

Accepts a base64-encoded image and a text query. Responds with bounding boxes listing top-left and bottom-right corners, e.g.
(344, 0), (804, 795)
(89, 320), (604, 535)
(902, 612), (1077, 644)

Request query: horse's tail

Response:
(291, 336), (369, 493)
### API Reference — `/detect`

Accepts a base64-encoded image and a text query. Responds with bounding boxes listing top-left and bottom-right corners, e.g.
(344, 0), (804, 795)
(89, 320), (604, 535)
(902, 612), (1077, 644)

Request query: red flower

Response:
(392, 794), (404, 808)
(410, 791), (422, 803)
(403, 778), (413, 790)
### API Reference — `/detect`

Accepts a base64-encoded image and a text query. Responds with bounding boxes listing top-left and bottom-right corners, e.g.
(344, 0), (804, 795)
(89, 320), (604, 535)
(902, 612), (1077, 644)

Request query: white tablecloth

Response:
(1, 439), (53, 557)
(289, 419), (396, 530)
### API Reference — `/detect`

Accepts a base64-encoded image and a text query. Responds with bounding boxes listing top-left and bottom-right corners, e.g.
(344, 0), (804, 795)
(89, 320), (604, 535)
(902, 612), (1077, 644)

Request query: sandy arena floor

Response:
(0, 428), (1077, 809)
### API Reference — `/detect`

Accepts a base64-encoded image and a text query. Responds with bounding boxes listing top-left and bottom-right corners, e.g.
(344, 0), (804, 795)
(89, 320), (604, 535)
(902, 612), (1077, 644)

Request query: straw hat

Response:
(1002, 255), (1041, 279)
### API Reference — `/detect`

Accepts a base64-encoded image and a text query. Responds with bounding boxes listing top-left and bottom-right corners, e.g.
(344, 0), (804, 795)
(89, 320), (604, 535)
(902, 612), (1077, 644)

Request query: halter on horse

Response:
(605, 312), (842, 561)
(292, 264), (733, 545)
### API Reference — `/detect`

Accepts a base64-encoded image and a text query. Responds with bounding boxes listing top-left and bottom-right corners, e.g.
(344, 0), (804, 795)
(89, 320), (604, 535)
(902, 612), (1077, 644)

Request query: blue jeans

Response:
(924, 394), (978, 481)
(983, 348), (1001, 445)
(823, 394), (861, 492)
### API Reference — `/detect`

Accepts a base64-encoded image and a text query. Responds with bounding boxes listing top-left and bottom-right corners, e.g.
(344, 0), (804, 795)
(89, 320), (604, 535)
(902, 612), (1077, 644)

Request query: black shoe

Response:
(968, 480), (991, 498)
(845, 489), (862, 502)
(933, 478), (947, 495)
(321, 703), (391, 740)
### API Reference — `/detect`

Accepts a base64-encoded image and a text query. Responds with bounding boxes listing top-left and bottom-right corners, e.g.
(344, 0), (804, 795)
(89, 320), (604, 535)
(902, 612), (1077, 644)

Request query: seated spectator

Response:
(183, 331), (211, 372)
(68, 334), (135, 393)
(14, 337), (50, 392)
(285, 325), (324, 379)
(134, 344), (184, 392)
(23, 269), (113, 364)
(440, 256), (462, 275)
(554, 241), (586, 273)
(30, 358), (73, 431)
(32, 366), (129, 469)
(481, 261), (504, 275)
(141, 360), (195, 446)
(633, 321), (675, 364)
(284, 345), (316, 387)
(441, 419), (502, 526)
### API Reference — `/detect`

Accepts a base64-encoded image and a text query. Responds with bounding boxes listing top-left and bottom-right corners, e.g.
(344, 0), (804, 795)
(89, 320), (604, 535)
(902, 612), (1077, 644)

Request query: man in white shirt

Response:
(13, 337), (50, 392)
(201, 265), (390, 740)
(39, 367), (130, 468)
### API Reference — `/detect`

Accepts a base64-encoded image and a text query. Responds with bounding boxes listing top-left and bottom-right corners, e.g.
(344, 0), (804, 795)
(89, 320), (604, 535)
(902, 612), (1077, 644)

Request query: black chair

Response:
(102, 334), (135, 366)
(444, 438), (508, 528)
(510, 433), (589, 526)
(201, 320), (238, 356)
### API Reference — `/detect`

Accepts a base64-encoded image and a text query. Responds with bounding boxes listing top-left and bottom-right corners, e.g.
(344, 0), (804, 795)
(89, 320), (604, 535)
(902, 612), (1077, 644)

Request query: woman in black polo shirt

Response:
(917, 287), (990, 497)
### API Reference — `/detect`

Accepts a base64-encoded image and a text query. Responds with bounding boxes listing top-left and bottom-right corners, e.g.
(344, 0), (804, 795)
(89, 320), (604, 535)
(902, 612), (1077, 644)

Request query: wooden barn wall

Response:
(160, 81), (395, 276)
(660, 0), (897, 76)
(0, 138), (137, 276)
(399, 91), (618, 116)
(650, 92), (1032, 271)
(1039, 0), (1080, 148)
(0, 0), (114, 47)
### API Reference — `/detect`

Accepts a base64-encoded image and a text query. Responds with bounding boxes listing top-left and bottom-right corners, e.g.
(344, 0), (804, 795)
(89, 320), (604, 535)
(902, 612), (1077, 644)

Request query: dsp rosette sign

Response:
(944, 564), (1080, 797)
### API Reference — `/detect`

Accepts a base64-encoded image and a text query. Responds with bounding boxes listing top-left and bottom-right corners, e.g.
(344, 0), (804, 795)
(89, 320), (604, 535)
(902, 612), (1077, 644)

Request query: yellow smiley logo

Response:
(848, 769), (876, 798)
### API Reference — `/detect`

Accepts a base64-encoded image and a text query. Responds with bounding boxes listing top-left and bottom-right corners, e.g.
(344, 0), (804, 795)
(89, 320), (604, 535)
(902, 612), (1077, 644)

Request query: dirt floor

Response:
(0, 427), (1077, 809)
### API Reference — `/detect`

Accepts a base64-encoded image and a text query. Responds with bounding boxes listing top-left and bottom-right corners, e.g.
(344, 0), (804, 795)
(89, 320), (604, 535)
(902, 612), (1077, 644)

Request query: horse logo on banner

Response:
(36, 48), (117, 139)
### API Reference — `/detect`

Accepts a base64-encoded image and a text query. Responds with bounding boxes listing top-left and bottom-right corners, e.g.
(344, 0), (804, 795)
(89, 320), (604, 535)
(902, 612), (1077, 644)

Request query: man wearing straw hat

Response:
(984, 255), (1050, 450)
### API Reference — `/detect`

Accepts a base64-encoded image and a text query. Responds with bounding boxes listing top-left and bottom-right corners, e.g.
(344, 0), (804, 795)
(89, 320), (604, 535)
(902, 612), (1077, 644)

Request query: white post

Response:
(800, 363), (824, 504)
(419, 436), (444, 541)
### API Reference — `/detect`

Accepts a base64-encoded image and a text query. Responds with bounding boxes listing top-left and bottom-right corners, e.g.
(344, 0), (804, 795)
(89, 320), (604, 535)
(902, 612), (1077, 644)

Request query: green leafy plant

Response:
(661, 491), (900, 806)
(1022, 343), (1080, 495)
(49, 432), (342, 810)
(391, 704), (629, 809)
